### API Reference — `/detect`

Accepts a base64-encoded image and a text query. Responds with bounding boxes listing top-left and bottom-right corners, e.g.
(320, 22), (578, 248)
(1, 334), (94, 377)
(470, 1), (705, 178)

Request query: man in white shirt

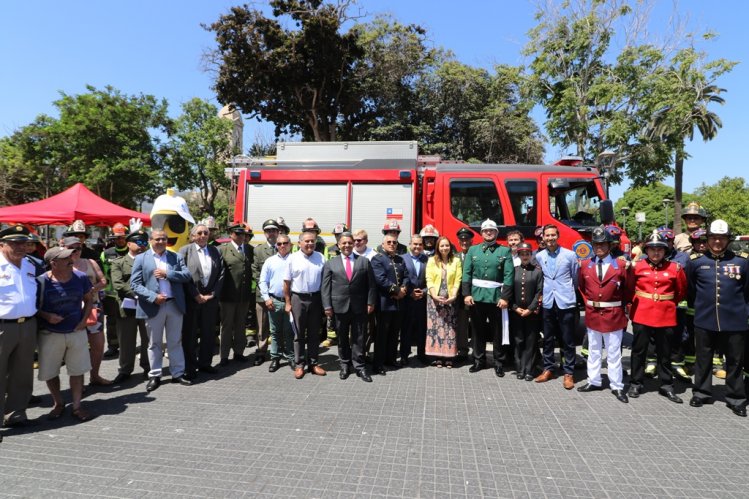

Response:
(259, 234), (294, 373)
(0, 225), (38, 432)
(284, 229), (326, 379)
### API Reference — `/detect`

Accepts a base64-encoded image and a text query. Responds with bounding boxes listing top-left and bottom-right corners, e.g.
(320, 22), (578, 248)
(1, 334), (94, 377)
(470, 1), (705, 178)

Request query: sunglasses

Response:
(353, 238), (366, 242)
(276, 242), (290, 246)
(134, 240), (149, 246)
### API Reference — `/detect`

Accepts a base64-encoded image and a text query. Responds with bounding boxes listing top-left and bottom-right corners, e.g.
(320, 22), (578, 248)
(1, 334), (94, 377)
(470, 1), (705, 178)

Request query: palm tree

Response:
(646, 49), (727, 233)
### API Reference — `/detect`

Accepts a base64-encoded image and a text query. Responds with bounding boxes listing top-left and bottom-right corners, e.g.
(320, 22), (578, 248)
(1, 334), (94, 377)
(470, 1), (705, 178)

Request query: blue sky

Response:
(1, 1), (746, 202)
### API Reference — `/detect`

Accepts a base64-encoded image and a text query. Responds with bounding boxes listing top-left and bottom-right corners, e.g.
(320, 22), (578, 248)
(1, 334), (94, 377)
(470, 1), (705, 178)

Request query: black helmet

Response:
(644, 230), (668, 249)
(591, 226), (612, 244)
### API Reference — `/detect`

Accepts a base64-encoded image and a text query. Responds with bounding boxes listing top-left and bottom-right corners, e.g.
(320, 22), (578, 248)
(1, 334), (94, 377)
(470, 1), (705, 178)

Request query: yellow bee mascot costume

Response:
(150, 188), (195, 251)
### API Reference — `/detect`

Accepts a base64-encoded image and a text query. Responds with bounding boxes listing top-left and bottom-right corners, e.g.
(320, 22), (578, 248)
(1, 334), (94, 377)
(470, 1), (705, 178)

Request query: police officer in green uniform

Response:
(219, 223), (254, 365)
(455, 227), (474, 360)
(251, 219), (281, 365)
(686, 219), (749, 417)
(462, 219), (514, 376)
(101, 223), (130, 358)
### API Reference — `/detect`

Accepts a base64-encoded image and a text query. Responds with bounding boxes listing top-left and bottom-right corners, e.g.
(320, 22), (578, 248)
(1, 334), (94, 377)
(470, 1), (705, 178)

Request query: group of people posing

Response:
(1, 199), (748, 435)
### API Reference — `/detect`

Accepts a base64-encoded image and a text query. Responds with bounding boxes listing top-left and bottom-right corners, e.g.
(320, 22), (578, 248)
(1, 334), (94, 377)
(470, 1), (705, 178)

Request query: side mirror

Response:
(600, 200), (615, 224)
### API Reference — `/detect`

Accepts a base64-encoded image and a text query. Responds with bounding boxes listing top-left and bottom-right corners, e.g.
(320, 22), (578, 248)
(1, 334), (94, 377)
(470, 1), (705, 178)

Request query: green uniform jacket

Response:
(111, 254), (137, 318)
(252, 242), (275, 302)
(220, 242), (254, 303)
(461, 242), (514, 304)
(101, 245), (129, 298)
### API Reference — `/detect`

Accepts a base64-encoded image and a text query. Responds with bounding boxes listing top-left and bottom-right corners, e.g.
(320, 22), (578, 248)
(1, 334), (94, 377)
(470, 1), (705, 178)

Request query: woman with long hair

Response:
(425, 236), (462, 368)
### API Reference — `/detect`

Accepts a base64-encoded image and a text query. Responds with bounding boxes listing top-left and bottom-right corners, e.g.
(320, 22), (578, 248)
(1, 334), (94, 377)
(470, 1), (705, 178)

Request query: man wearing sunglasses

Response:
(259, 233), (295, 372)
(179, 224), (225, 380)
(111, 230), (151, 384)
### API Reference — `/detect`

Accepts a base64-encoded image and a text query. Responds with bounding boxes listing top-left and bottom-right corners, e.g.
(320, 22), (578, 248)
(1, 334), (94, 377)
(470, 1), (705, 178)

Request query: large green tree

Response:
(165, 98), (234, 218)
(693, 177), (749, 235)
(614, 182), (698, 240)
(644, 47), (736, 233)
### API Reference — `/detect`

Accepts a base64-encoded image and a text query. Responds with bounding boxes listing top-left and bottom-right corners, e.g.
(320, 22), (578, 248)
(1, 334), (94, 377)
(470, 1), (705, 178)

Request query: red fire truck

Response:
(230, 141), (628, 255)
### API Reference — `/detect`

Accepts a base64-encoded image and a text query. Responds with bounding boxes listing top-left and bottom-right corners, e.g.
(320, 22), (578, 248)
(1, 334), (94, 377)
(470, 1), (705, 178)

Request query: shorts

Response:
(37, 329), (92, 381)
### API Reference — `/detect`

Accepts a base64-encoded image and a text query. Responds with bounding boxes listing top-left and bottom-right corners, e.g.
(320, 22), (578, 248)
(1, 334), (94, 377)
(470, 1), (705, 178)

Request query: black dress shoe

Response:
(112, 373), (131, 384)
(103, 346), (119, 359)
(172, 376), (193, 386)
(727, 403), (747, 417)
(627, 385), (642, 398)
(612, 389), (629, 403)
(516, 373), (524, 380)
(577, 383), (603, 392)
(253, 354), (266, 366)
(183, 372), (197, 381)
(339, 368), (350, 380)
(469, 362), (484, 373)
(658, 388), (683, 404)
(356, 370), (373, 382)
(524, 374), (534, 382)
(219, 358), (230, 367)
(495, 366), (505, 378)
(28, 394), (42, 405)
(373, 366), (387, 375)
(689, 396), (704, 407)
(268, 359), (280, 372)
(146, 377), (161, 392)
(199, 365), (218, 374)
(234, 354), (249, 363)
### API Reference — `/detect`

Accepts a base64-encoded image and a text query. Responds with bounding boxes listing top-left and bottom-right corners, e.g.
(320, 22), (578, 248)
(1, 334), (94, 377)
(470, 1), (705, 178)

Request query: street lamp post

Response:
(662, 198), (672, 228)
(620, 206), (630, 233)
(635, 212), (646, 241)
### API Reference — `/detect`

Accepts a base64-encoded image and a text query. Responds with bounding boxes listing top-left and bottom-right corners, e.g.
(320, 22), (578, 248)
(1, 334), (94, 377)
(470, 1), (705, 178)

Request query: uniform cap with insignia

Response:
(0, 224), (30, 242)
(516, 242), (533, 253)
(111, 222), (128, 237)
(591, 226), (613, 243)
(456, 227), (473, 240)
(689, 228), (707, 241)
(126, 229), (149, 243)
(382, 219), (401, 234)
(707, 219), (730, 237)
(27, 233), (41, 243)
(657, 226), (675, 240)
(682, 202), (708, 219)
(604, 224), (622, 242)
(44, 246), (75, 264)
(63, 219), (87, 236)
(644, 230), (668, 249)
(333, 223), (349, 235)
(419, 224), (439, 238)
(262, 219), (279, 231)
(228, 222), (253, 235)
(480, 219), (498, 232)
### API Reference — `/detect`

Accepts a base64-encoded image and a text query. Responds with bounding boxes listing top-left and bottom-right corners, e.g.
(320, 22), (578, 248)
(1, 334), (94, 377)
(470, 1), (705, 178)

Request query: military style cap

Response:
(480, 219), (498, 232)
(27, 233), (41, 243)
(591, 226), (613, 244)
(44, 246), (75, 264)
(456, 227), (473, 240)
(126, 229), (149, 243)
(708, 219), (730, 237)
(419, 224), (439, 238)
(0, 224), (30, 242)
(228, 223), (252, 235)
(644, 230), (668, 249)
(516, 242), (533, 253)
(333, 223), (349, 235)
(604, 225), (622, 242)
(262, 219), (279, 231)
(382, 219), (401, 234)
(63, 219), (87, 236)
(682, 202), (707, 219)
(689, 228), (707, 241)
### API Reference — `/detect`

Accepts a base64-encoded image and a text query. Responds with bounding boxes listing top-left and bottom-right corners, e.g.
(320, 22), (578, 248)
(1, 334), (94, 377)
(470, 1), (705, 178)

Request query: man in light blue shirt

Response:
(534, 224), (580, 390)
(259, 234), (294, 373)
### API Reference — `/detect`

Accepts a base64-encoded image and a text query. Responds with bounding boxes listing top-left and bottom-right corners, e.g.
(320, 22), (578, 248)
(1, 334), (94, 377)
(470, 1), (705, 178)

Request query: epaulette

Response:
(738, 251), (749, 259)
(690, 252), (701, 260)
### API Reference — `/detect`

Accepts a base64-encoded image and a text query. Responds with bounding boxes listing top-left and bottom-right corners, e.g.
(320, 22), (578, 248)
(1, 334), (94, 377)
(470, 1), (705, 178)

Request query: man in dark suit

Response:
(371, 233), (411, 375)
(111, 230), (150, 384)
(179, 223), (224, 379)
(322, 232), (377, 382)
(401, 234), (429, 365)
(219, 223), (254, 365)
(130, 229), (192, 392)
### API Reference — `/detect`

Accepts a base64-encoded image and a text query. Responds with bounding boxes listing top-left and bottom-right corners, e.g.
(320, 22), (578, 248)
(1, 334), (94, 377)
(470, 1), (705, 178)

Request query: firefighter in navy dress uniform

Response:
(686, 219), (749, 417)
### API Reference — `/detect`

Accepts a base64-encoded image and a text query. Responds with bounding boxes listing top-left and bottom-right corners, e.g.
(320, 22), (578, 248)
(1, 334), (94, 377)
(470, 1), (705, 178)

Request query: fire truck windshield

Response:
(548, 179), (602, 229)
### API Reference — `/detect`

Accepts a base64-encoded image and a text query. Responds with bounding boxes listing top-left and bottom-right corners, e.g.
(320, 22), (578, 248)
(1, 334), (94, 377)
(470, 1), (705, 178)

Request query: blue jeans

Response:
(542, 305), (577, 375)
(267, 298), (294, 361)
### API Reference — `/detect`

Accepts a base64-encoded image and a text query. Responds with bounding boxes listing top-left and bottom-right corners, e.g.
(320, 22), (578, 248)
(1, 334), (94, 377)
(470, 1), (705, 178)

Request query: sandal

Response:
(71, 408), (92, 422)
(47, 405), (65, 420)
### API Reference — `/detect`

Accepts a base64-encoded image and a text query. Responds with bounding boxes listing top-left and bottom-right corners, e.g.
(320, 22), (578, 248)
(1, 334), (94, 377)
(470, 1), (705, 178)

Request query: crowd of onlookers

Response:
(2, 200), (748, 441)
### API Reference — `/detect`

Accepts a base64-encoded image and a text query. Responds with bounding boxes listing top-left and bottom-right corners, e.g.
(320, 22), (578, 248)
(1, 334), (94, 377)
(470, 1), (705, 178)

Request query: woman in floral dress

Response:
(425, 237), (462, 367)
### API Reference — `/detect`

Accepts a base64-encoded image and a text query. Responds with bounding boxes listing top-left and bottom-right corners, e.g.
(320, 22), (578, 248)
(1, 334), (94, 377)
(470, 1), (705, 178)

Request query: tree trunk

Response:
(673, 147), (684, 234)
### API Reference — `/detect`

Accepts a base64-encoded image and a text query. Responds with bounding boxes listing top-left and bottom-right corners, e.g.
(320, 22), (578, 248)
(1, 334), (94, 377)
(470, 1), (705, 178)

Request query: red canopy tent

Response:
(0, 183), (150, 226)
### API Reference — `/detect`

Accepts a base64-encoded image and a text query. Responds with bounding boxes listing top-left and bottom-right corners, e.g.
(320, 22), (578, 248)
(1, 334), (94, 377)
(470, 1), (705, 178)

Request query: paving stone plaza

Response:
(2, 339), (749, 498)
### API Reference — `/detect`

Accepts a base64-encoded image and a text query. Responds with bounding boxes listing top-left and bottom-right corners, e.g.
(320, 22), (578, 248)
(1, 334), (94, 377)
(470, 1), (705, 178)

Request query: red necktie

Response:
(345, 256), (353, 281)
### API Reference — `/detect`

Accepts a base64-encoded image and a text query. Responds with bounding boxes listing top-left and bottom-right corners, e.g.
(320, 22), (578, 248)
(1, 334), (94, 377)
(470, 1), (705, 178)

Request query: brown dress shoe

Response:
(563, 374), (575, 390)
(309, 365), (327, 376)
(294, 366), (305, 379)
(534, 370), (556, 383)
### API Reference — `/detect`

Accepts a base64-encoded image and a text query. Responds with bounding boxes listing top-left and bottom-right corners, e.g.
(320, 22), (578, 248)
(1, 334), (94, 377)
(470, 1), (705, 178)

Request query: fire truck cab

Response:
(230, 141), (626, 255)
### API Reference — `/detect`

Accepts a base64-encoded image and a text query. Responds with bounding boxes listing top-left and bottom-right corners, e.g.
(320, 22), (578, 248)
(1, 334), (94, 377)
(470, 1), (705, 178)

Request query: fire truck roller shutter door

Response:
(350, 183), (415, 244)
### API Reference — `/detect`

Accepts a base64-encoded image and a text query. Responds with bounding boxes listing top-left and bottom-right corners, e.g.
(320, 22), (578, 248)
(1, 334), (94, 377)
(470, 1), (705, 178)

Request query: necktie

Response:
(597, 258), (604, 281)
(345, 256), (353, 281)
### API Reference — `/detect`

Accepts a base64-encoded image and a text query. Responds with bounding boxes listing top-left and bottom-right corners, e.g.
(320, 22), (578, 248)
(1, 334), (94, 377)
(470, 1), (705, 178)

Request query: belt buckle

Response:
(652, 293), (660, 301)
(18, 317), (26, 324)
(592, 301), (600, 307)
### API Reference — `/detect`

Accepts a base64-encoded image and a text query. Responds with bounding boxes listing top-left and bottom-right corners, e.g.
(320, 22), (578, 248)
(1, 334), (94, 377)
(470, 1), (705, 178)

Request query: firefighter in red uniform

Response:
(627, 231), (687, 404)
(576, 226), (630, 403)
